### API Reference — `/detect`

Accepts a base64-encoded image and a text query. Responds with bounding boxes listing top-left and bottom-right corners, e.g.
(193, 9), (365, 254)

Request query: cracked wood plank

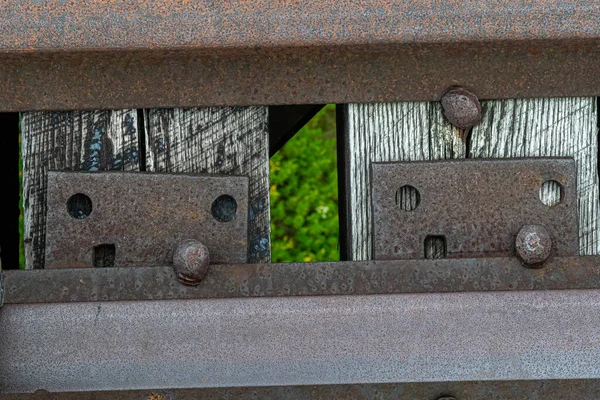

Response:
(343, 98), (598, 260)
(471, 97), (599, 256)
(144, 107), (270, 263)
(342, 102), (463, 261)
(21, 110), (140, 269)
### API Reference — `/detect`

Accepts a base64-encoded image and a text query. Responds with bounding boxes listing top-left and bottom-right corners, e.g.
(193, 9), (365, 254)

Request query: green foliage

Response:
(270, 105), (339, 262)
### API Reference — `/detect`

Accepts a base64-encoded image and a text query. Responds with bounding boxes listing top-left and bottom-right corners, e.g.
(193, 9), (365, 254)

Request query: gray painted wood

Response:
(144, 107), (270, 263)
(21, 110), (140, 269)
(345, 98), (598, 260)
(470, 97), (599, 256)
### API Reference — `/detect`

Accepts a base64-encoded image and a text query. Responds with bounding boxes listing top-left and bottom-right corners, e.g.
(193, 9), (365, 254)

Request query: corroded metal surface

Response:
(372, 158), (578, 260)
(44, 172), (248, 268)
(5, 256), (600, 304)
(516, 225), (553, 267)
(3, 289), (600, 393)
(0, 1), (599, 110)
(441, 87), (482, 130)
(172, 239), (210, 286)
(3, 380), (600, 399)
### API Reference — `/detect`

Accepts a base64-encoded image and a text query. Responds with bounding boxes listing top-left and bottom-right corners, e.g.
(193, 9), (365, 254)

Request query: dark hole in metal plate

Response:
(425, 236), (446, 259)
(93, 244), (116, 268)
(66, 193), (92, 219)
(372, 158), (579, 260)
(45, 172), (249, 268)
(211, 194), (238, 222)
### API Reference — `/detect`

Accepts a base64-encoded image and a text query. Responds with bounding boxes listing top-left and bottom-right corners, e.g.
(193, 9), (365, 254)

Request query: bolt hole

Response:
(425, 236), (446, 259)
(539, 180), (562, 207)
(211, 195), (237, 222)
(396, 185), (420, 211)
(93, 244), (115, 268)
(66, 193), (93, 219)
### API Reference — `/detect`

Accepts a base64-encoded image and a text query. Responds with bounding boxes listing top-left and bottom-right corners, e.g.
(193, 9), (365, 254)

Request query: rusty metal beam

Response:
(3, 288), (600, 393)
(4, 256), (600, 304)
(0, 1), (599, 111)
(3, 380), (600, 400)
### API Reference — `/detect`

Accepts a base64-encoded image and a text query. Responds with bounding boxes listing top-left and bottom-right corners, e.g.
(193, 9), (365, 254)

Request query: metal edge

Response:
(2, 40), (599, 111)
(5, 256), (600, 304)
(2, 379), (600, 399)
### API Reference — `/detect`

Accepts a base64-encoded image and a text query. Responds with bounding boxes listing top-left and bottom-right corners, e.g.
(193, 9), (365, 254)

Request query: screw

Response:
(516, 225), (552, 268)
(438, 397), (456, 400)
(441, 87), (482, 130)
(173, 239), (210, 286)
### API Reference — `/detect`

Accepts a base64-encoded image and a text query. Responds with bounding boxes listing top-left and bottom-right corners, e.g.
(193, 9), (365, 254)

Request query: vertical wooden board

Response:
(470, 97), (599, 255)
(144, 107), (270, 263)
(344, 102), (463, 261)
(21, 110), (140, 269)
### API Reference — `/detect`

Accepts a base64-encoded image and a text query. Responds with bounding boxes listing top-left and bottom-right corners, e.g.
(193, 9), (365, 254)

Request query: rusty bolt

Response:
(173, 239), (210, 286)
(516, 225), (552, 268)
(441, 87), (482, 130)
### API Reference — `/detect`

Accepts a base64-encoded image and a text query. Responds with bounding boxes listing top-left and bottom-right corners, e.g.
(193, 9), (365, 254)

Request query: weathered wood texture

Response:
(21, 110), (140, 269)
(345, 98), (599, 260)
(144, 107), (270, 263)
(470, 98), (599, 256)
(344, 102), (464, 261)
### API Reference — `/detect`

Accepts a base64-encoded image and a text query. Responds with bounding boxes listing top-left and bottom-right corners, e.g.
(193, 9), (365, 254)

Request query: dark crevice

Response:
(464, 127), (474, 158)
(137, 109), (147, 171)
(336, 104), (349, 261)
(0, 113), (20, 269)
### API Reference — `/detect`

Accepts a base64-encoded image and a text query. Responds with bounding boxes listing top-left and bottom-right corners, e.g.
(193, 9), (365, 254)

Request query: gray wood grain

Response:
(470, 97), (599, 256)
(345, 98), (598, 261)
(344, 102), (463, 260)
(21, 110), (140, 269)
(144, 107), (270, 263)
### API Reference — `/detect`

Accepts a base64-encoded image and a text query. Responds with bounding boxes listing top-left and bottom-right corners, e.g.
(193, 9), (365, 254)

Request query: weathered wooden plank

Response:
(343, 102), (463, 260)
(21, 110), (140, 269)
(144, 107), (270, 263)
(470, 98), (599, 256)
(344, 97), (598, 261)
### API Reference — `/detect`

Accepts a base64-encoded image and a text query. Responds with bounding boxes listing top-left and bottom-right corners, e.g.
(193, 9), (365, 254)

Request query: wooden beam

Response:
(342, 98), (599, 261)
(143, 107), (271, 263)
(470, 98), (599, 256)
(341, 102), (462, 260)
(21, 110), (141, 269)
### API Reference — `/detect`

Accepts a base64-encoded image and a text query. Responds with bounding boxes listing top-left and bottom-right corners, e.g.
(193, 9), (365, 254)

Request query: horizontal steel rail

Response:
(1, 1), (599, 110)
(4, 256), (600, 303)
(2, 288), (600, 393)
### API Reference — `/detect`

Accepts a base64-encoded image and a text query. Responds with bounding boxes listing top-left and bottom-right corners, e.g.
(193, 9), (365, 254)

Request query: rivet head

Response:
(441, 87), (482, 130)
(516, 225), (552, 268)
(173, 239), (210, 285)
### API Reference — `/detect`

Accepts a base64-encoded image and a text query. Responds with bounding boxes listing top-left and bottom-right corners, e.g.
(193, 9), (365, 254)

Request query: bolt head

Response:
(441, 87), (482, 130)
(516, 225), (552, 268)
(173, 239), (210, 285)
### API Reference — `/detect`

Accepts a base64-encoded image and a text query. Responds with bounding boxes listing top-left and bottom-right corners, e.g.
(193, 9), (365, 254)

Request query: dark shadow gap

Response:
(0, 113), (20, 269)
(137, 109), (147, 171)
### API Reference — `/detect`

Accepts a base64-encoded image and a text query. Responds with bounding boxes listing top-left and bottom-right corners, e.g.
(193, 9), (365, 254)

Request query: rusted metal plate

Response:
(5, 256), (600, 304)
(44, 172), (248, 268)
(372, 158), (578, 260)
(3, 380), (600, 400)
(3, 289), (600, 393)
(1, 1), (600, 110)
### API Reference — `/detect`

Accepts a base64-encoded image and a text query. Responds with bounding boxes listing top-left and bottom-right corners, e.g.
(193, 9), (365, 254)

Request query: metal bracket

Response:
(372, 158), (579, 261)
(44, 171), (249, 268)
